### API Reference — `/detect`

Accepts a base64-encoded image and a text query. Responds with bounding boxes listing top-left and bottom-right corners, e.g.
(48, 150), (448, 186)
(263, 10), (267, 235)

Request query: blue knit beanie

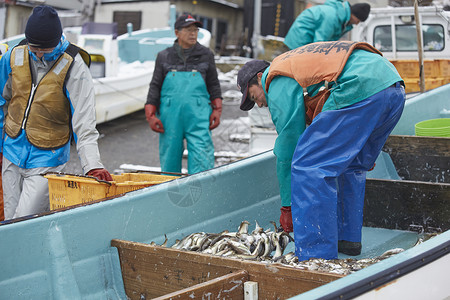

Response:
(25, 6), (62, 48)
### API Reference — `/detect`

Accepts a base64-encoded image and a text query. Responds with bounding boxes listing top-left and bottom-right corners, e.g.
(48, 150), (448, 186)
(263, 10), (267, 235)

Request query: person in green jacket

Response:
(284, 0), (370, 50)
(237, 41), (405, 260)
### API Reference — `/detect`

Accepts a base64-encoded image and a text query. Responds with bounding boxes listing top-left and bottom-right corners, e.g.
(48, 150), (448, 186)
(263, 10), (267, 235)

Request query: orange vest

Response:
(265, 41), (382, 124)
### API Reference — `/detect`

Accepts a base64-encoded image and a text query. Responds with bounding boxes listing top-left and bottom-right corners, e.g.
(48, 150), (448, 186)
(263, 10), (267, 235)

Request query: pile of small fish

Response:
(155, 221), (436, 275)
(285, 248), (405, 275)
(171, 220), (293, 261)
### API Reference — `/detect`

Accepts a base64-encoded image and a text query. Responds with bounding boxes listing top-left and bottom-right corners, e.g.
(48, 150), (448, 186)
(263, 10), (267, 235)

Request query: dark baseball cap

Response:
(175, 14), (202, 30)
(237, 60), (270, 111)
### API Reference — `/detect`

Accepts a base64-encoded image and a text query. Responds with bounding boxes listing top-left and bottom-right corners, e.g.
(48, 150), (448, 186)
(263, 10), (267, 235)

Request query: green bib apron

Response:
(159, 71), (214, 174)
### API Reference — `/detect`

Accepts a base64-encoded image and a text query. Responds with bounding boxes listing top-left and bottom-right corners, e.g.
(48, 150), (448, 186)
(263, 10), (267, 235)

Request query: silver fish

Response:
(161, 234), (168, 247)
(261, 232), (273, 258)
(272, 234), (283, 260)
(228, 240), (251, 255)
(236, 239), (265, 260)
(238, 220), (250, 234)
(252, 220), (264, 235)
(378, 248), (404, 259)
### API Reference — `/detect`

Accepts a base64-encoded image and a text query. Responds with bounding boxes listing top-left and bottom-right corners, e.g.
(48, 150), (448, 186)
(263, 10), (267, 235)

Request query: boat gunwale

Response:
(293, 230), (450, 299)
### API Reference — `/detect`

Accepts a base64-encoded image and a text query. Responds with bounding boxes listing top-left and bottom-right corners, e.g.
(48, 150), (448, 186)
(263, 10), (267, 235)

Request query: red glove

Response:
(87, 168), (113, 181)
(280, 206), (293, 233)
(209, 98), (222, 130)
(145, 104), (164, 133)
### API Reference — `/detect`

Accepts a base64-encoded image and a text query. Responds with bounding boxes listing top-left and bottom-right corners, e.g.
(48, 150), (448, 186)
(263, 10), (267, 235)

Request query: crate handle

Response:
(42, 171), (113, 186)
(135, 170), (188, 176)
(85, 175), (113, 186)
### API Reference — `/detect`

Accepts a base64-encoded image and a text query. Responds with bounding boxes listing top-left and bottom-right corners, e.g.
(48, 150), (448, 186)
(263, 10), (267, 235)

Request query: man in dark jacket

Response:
(145, 14), (222, 174)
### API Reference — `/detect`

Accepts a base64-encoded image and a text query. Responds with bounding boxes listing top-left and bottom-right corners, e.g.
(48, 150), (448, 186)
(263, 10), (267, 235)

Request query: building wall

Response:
(95, 1), (172, 32)
(0, 7), (6, 40)
(2, 0), (243, 55)
(44, 0), (82, 10)
(4, 5), (32, 39)
(173, 0), (244, 52)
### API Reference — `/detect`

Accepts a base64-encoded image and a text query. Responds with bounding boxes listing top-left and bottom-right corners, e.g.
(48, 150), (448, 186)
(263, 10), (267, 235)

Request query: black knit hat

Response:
(351, 3), (371, 22)
(237, 60), (270, 111)
(25, 5), (62, 48)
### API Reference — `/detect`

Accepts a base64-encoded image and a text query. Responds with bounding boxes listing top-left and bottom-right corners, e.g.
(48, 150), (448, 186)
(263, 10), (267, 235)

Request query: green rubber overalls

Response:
(159, 71), (215, 174)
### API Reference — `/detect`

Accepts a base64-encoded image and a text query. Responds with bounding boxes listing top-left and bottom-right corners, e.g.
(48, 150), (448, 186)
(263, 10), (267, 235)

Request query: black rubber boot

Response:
(338, 240), (362, 256)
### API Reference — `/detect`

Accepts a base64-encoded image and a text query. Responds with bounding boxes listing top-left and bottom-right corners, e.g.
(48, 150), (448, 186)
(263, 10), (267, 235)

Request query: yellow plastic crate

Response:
(438, 59), (450, 77)
(391, 59), (440, 78)
(403, 77), (444, 93)
(112, 173), (179, 195)
(45, 173), (179, 210)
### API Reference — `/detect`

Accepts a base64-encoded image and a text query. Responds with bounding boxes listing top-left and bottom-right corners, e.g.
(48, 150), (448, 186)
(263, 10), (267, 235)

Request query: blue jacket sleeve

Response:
(265, 74), (306, 207)
(0, 50), (12, 151)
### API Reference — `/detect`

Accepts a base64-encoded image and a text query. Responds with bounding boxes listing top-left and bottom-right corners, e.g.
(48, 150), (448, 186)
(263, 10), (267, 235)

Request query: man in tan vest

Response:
(237, 41), (405, 260)
(0, 6), (112, 220)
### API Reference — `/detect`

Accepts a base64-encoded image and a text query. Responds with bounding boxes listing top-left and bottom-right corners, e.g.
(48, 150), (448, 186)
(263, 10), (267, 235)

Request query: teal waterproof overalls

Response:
(159, 71), (215, 174)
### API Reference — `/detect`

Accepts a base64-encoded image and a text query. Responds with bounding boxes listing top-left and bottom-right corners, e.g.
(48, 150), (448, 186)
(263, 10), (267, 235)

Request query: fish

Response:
(228, 240), (252, 255)
(278, 231), (294, 253)
(236, 239), (265, 260)
(272, 234), (283, 260)
(269, 221), (278, 232)
(252, 220), (264, 235)
(171, 233), (193, 249)
(166, 220), (423, 276)
(378, 248), (404, 259)
(238, 220), (250, 234)
(161, 234), (168, 247)
(261, 232), (273, 258)
(199, 233), (221, 251)
(210, 238), (230, 255)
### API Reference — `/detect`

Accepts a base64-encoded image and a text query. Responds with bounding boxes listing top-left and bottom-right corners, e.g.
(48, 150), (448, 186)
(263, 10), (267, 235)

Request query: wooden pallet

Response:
(111, 239), (343, 299)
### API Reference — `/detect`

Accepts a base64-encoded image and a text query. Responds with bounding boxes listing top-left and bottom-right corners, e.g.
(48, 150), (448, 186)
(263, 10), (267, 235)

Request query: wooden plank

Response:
(111, 239), (343, 300)
(111, 242), (235, 299)
(383, 135), (450, 183)
(365, 178), (450, 231)
(244, 281), (258, 300)
(153, 270), (248, 300)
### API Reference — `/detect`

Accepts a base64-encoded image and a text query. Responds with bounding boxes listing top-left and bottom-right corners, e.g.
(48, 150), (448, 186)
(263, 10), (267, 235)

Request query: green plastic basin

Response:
(415, 118), (450, 137)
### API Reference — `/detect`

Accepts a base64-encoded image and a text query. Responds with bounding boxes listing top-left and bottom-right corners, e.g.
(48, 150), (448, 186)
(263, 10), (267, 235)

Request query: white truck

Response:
(351, 5), (450, 93)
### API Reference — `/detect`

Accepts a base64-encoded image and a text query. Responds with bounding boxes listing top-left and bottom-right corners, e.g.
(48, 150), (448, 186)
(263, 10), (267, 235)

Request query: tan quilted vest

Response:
(5, 45), (73, 149)
(265, 41), (382, 124)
